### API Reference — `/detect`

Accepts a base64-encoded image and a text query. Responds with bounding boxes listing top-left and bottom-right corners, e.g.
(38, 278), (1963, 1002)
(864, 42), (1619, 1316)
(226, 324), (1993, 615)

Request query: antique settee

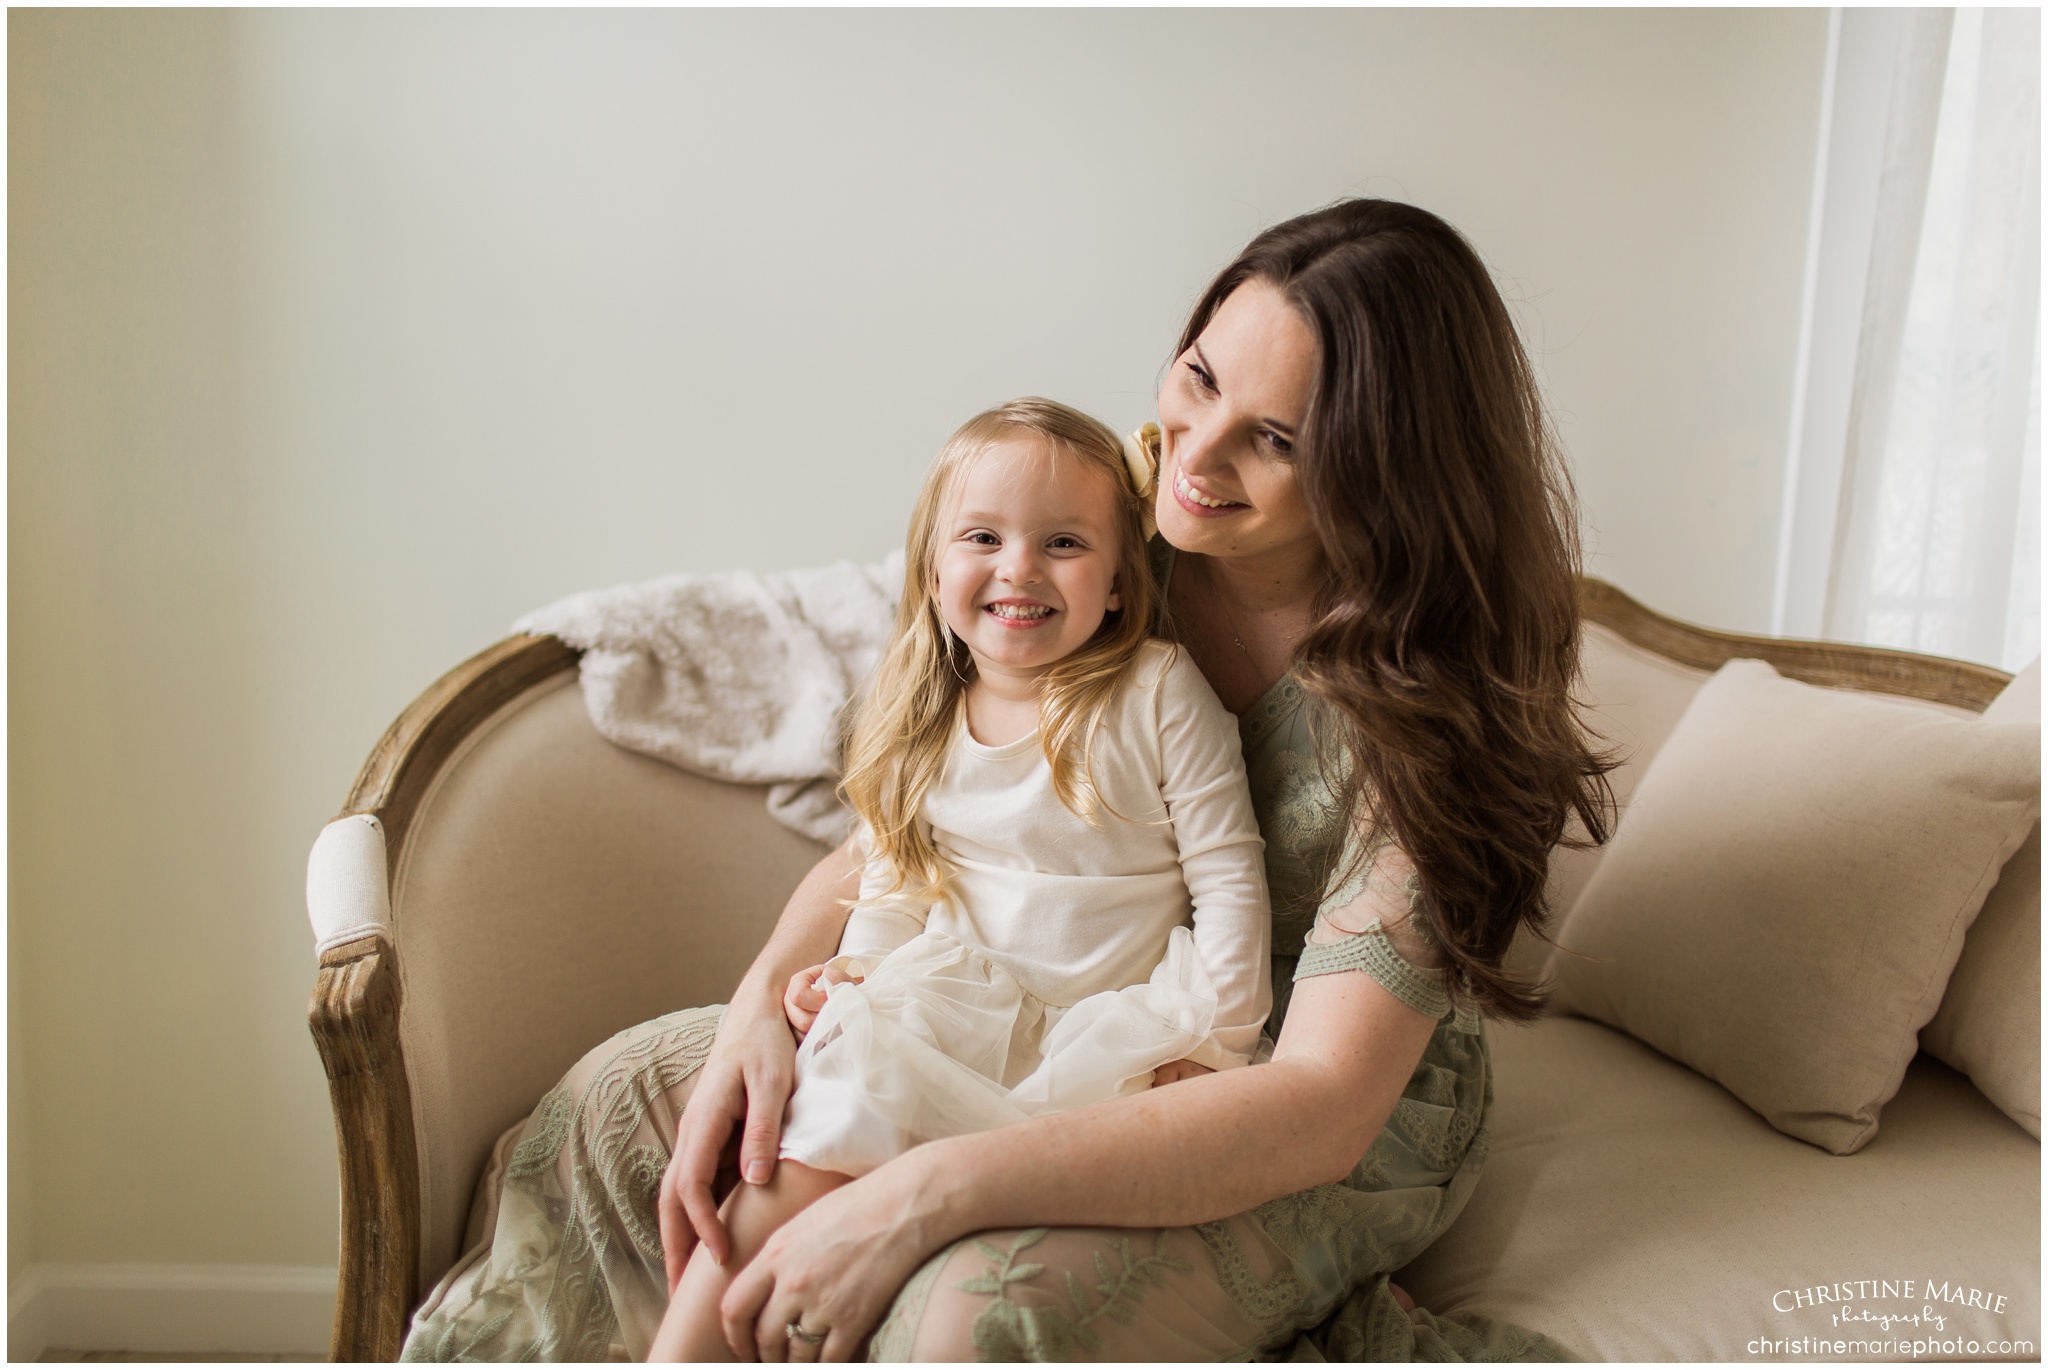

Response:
(305, 580), (2040, 1361)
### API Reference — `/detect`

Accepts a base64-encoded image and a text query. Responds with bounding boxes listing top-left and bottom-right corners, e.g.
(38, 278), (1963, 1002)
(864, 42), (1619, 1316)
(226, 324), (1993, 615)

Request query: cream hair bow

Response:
(1122, 422), (1162, 541)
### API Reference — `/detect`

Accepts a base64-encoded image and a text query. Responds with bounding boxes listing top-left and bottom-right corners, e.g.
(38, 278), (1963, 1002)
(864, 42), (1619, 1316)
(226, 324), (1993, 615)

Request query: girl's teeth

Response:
(988, 604), (1052, 620)
(1177, 471), (1236, 509)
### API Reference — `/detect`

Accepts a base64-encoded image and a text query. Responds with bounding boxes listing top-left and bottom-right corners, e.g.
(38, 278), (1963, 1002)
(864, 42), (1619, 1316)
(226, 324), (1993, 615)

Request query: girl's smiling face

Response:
(936, 435), (1125, 685)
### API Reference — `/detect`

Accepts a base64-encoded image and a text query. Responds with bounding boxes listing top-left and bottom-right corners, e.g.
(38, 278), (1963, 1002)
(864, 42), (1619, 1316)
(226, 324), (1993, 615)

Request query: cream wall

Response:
(11, 8), (1826, 1282)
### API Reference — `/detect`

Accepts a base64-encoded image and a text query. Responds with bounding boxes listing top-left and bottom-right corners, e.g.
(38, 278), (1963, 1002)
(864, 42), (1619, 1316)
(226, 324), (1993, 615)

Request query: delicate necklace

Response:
(1225, 619), (1253, 658)
(1205, 559), (1258, 664)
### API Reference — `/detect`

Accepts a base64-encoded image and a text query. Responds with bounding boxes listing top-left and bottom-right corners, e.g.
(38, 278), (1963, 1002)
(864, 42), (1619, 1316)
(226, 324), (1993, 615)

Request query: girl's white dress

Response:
(778, 640), (1273, 1177)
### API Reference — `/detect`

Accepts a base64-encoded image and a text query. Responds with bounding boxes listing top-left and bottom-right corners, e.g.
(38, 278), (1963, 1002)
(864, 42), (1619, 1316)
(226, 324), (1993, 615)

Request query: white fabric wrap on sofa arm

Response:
(307, 813), (394, 956)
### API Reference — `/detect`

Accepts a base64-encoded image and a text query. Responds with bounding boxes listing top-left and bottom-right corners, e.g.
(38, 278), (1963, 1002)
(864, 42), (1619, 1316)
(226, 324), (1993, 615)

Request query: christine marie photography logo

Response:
(1750, 1277), (2034, 1360)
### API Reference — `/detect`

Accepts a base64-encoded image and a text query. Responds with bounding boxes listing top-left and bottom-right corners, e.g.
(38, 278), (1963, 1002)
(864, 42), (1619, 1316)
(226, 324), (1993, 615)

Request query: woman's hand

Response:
(659, 990), (798, 1286)
(721, 1149), (946, 1362)
(658, 839), (865, 1289)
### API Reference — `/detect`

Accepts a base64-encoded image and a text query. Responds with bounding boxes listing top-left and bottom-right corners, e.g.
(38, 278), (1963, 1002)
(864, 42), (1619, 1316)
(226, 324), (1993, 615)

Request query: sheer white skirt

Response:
(778, 926), (1217, 1176)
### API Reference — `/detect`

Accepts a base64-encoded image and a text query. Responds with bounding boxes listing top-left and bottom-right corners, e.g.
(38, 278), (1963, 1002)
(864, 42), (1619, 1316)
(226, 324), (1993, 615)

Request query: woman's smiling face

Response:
(935, 435), (1125, 683)
(1154, 277), (1321, 565)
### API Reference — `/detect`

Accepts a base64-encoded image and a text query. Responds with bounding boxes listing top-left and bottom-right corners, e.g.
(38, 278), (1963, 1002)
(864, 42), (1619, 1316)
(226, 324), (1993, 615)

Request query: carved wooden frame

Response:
(1577, 579), (2011, 710)
(305, 583), (2011, 1360)
(307, 633), (579, 1362)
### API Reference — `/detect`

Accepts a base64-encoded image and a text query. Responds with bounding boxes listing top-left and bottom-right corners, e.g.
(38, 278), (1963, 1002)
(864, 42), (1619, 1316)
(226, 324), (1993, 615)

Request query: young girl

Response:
(649, 397), (1272, 1362)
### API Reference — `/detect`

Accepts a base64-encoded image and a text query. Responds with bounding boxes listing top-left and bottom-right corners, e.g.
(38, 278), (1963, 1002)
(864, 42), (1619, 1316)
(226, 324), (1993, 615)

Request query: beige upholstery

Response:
(1399, 1017), (2041, 1361)
(1552, 659), (2039, 1153)
(1444, 630), (2041, 1357)
(389, 672), (826, 1294)
(1525, 625), (1979, 974)
(1923, 662), (2044, 1136)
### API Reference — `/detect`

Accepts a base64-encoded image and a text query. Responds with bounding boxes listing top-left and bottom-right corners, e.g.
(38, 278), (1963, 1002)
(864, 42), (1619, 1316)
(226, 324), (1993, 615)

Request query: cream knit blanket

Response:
(515, 553), (904, 844)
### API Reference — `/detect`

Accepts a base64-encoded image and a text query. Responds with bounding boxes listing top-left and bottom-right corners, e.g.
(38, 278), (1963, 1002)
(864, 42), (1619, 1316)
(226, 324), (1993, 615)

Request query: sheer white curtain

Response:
(1775, 7), (2040, 671)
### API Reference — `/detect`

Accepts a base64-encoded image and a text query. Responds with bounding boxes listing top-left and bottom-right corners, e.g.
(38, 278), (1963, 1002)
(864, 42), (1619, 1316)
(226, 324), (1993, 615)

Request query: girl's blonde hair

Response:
(840, 397), (1158, 907)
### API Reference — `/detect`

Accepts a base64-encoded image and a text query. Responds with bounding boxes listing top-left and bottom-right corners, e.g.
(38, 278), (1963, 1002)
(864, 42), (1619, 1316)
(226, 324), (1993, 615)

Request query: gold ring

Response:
(786, 1321), (826, 1345)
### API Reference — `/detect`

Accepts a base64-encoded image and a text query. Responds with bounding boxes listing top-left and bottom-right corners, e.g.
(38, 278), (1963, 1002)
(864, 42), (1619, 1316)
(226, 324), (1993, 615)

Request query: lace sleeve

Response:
(1296, 835), (1478, 1031)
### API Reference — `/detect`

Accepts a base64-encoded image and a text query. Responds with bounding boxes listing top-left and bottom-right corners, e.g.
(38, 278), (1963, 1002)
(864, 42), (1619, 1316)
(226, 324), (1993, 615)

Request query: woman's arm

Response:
(658, 836), (861, 1282)
(930, 965), (1436, 1224)
(721, 958), (1440, 1360)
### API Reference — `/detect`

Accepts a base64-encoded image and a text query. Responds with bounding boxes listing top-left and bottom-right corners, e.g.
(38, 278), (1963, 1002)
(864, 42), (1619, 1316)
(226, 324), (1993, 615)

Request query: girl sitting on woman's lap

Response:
(650, 398), (1272, 1361)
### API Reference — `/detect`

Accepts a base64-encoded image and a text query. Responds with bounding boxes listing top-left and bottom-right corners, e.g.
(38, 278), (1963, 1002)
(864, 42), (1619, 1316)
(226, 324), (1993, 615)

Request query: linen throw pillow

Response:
(1551, 658), (2040, 1154)
(1921, 659), (2042, 1136)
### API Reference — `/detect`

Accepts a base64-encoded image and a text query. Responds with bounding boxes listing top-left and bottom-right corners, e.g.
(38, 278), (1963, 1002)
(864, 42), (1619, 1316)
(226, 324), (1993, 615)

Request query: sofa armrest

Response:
(307, 633), (827, 1358)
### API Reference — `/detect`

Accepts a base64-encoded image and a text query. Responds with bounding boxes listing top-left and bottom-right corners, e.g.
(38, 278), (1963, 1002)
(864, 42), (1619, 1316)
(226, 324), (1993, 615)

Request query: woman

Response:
(402, 199), (1610, 1363)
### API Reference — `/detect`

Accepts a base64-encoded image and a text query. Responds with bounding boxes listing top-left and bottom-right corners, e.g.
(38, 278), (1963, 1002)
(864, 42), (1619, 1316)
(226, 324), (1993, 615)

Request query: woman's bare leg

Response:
(649, 1161), (851, 1362)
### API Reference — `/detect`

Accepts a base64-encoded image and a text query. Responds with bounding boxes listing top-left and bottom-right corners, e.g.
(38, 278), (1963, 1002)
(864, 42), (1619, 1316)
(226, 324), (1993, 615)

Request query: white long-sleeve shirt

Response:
(840, 640), (1273, 1070)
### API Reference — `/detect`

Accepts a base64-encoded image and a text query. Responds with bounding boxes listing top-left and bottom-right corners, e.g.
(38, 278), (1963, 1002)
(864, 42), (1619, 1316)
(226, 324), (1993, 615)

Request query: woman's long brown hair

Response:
(1177, 199), (1613, 1022)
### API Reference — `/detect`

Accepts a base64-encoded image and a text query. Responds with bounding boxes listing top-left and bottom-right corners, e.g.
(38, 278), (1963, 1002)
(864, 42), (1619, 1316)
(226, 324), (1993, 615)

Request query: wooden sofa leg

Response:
(309, 934), (421, 1362)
